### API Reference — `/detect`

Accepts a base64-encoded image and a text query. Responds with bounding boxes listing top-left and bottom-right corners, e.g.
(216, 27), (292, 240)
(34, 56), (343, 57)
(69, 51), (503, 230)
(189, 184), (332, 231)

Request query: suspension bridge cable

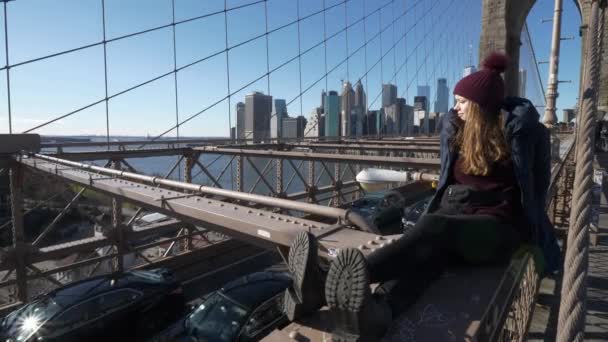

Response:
(171, 0), (181, 180)
(284, 0), (420, 109)
(302, 0), (429, 137)
(3, 1), (12, 134)
(20, 0), (352, 134)
(524, 21), (547, 104)
(101, 0), (110, 148)
(155, 0), (396, 146)
(224, 0), (234, 189)
(297, 0), (304, 118)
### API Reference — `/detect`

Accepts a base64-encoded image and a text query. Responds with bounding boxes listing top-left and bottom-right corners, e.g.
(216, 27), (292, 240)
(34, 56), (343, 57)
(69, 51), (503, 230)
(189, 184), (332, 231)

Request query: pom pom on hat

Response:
(453, 51), (510, 114)
(481, 52), (509, 73)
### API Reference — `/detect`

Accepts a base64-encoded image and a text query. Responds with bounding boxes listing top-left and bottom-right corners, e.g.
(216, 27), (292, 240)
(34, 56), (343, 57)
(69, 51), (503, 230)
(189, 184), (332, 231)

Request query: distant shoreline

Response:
(40, 135), (229, 143)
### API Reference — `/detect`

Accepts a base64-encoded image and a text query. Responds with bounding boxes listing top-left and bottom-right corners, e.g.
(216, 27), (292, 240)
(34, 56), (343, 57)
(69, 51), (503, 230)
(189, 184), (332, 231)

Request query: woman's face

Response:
(454, 95), (470, 121)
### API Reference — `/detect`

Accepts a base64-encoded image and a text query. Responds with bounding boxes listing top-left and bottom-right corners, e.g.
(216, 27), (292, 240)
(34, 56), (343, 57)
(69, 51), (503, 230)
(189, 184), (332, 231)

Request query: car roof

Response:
(220, 272), (292, 310)
(43, 270), (166, 308)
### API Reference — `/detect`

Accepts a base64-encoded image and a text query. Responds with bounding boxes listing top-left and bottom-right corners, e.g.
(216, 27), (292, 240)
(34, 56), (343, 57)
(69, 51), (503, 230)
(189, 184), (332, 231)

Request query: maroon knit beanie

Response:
(453, 52), (510, 114)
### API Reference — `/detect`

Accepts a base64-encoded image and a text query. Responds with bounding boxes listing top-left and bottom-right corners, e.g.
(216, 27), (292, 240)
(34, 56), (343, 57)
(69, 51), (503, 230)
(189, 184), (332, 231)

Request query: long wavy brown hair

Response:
(453, 101), (510, 176)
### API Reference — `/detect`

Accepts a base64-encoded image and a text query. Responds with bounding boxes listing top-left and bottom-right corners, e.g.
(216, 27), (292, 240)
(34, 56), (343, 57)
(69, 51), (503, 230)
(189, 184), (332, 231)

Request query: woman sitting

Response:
(283, 52), (561, 341)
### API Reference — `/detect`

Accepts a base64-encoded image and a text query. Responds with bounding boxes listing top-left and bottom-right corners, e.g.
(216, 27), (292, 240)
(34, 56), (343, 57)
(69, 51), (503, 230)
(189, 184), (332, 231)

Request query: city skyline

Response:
(0, 0), (583, 137)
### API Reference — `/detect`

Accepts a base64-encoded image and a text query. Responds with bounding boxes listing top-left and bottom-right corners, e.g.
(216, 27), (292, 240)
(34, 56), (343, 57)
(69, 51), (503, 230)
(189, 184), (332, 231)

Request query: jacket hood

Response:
(502, 96), (540, 131)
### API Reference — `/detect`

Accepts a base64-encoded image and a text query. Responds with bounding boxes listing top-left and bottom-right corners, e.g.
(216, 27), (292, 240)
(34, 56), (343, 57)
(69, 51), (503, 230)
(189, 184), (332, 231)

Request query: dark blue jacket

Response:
(426, 97), (561, 273)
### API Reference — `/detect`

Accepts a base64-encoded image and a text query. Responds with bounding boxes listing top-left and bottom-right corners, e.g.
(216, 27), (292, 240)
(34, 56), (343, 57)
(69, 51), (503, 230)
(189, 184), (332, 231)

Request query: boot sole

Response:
(325, 248), (371, 342)
(284, 231), (322, 321)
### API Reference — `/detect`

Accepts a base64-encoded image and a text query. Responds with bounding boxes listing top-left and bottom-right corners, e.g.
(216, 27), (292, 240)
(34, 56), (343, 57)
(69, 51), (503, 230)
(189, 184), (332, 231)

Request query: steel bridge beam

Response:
(49, 148), (191, 161)
(194, 147), (440, 170)
(20, 155), (398, 257)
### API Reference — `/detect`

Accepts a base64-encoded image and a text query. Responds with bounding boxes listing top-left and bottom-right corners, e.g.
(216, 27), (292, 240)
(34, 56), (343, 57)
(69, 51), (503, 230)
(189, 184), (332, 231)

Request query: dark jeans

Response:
(368, 214), (522, 310)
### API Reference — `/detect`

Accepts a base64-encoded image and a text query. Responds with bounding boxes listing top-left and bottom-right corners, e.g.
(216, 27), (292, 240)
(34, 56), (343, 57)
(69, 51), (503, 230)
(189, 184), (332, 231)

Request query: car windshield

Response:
(185, 292), (250, 342)
(2, 297), (62, 340)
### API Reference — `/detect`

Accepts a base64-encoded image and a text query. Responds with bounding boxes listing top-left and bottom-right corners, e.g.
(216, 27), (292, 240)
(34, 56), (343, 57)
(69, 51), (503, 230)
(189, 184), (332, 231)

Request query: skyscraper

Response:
(354, 80), (366, 136)
(384, 103), (400, 135)
(400, 102), (414, 135)
(341, 81), (355, 137)
(282, 117), (298, 138)
(245, 92), (272, 143)
(518, 69), (527, 98)
(305, 109), (322, 138)
(235, 102), (246, 140)
(434, 78), (449, 113)
(563, 108), (575, 123)
(382, 84), (398, 108)
(321, 90), (326, 112)
(270, 99), (287, 139)
(367, 110), (378, 135)
(417, 85), (431, 105)
(296, 115), (307, 138)
(414, 96), (428, 112)
(324, 91), (341, 137)
(463, 65), (477, 77)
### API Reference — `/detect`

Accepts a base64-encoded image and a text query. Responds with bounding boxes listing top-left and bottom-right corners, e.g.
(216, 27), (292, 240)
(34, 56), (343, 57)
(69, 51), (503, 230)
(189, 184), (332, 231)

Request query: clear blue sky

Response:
(0, 0), (582, 137)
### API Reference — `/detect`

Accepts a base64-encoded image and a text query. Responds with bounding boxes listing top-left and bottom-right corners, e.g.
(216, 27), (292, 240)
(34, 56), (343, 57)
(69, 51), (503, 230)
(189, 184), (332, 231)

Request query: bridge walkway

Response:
(529, 150), (608, 341)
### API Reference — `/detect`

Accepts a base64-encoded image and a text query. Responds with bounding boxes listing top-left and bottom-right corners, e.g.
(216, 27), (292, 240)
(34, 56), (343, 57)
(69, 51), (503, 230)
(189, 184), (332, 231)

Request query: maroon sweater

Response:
(452, 156), (524, 222)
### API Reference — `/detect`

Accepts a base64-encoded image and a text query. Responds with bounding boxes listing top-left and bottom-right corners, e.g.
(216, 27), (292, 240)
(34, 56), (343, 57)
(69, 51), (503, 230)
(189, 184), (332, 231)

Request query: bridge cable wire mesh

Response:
(3, 0), (464, 144)
(557, 1), (601, 341)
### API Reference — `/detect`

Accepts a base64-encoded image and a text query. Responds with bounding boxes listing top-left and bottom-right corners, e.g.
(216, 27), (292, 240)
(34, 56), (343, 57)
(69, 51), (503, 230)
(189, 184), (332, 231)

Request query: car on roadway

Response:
(0, 268), (185, 342)
(349, 190), (407, 234)
(401, 195), (434, 231)
(151, 271), (292, 342)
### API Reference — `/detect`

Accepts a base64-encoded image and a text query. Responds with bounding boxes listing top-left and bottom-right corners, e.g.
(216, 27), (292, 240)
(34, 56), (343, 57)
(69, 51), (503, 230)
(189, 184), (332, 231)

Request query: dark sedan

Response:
(152, 271), (292, 342)
(1, 268), (185, 342)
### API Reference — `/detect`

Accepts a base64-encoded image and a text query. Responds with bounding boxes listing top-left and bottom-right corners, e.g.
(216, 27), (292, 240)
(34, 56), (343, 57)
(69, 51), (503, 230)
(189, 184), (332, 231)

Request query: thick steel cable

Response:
(344, 1), (350, 81)
(525, 21), (547, 105)
(264, 0), (270, 95)
(170, 0), (181, 181)
(224, 0), (233, 186)
(557, 1), (600, 341)
(379, 8), (384, 85)
(323, 0), (329, 97)
(391, 0), (397, 82)
(363, 0), (369, 115)
(101, 0), (110, 148)
(402, 0), (409, 103)
(297, 0), (304, 119)
(3, 1), (12, 133)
